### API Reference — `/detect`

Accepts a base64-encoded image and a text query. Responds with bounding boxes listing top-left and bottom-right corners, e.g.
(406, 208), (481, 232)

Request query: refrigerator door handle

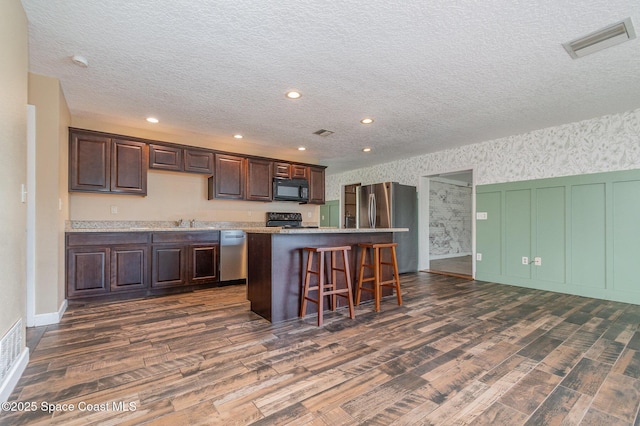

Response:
(369, 193), (376, 228)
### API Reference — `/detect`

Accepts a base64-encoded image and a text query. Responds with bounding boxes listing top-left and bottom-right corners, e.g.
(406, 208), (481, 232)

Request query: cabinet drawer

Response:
(151, 231), (220, 244)
(67, 232), (150, 246)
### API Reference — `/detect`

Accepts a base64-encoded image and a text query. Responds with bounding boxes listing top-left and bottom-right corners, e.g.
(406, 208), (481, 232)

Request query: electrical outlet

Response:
(476, 212), (488, 220)
(307, 212), (312, 218)
(476, 253), (482, 261)
(110, 205), (118, 214)
(522, 256), (529, 265)
(534, 257), (542, 266)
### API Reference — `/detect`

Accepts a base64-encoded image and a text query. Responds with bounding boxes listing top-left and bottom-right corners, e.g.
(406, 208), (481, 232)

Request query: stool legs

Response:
(356, 243), (402, 312)
(301, 247), (355, 326)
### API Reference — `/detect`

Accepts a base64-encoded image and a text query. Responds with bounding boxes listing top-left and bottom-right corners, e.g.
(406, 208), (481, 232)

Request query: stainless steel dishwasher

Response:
(219, 230), (247, 284)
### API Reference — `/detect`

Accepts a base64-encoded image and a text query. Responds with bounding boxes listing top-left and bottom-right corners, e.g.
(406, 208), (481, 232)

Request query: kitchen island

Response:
(246, 227), (408, 323)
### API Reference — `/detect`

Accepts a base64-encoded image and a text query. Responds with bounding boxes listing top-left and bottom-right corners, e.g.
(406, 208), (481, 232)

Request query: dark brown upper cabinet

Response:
(70, 128), (326, 202)
(246, 158), (273, 201)
(111, 139), (148, 195)
(292, 165), (309, 179)
(274, 162), (291, 179)
(308, 166), (325, 204)
(184, 148), (214, 174)
(69, 132), (111, 192)
(214, 154), (246, 199)
(149, 144), (183, 171)
(69, 130), (148, 195)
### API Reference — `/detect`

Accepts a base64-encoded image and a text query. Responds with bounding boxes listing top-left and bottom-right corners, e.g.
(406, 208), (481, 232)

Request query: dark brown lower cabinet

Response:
(190, 244), (218, 283)
(111, 246), (148, 291)
(67, 247), (111, 298)
(66, 230), (220, 301)
(151, 245), (187, 288)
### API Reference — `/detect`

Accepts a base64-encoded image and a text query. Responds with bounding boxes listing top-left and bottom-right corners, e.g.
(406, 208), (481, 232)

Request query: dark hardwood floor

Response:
(427, 255), (473, 279)
(3, 273), (640, 425)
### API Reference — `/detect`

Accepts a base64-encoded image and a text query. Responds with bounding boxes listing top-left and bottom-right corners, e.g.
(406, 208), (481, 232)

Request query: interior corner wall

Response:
(0, 0), (28, 393)
(58, 83), (71, 308)
(28, 73), (70, 317)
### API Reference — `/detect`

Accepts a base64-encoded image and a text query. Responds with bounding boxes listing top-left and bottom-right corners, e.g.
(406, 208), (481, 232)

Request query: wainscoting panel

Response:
(476, 168), (640, 305)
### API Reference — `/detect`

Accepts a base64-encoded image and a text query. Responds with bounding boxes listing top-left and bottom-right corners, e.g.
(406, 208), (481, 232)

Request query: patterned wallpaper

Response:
(429, 180), (472, 258)
(326, 108), (640, 200)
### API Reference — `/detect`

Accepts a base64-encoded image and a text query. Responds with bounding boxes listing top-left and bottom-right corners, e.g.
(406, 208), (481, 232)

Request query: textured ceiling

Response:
(21, 0), (640, 174)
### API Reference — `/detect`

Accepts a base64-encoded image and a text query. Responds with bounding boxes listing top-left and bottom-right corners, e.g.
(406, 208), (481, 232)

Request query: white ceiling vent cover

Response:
(563, 17), (636, 59)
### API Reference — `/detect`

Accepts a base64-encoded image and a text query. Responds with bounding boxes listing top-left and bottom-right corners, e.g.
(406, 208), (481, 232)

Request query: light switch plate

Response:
(476, 212), (488, 220)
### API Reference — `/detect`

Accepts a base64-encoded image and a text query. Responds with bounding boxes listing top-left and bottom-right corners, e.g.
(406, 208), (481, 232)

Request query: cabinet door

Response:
(246, 158), (273, 201)
(111, 139), (148, 195)
(189, 244), (219, 284)
(274, 162), (291, 179)
(151, 245), (187, 287)
(69, 132), (111, 192)
(215, 154), (245, 199)
(184, 149), (214, 174)
(308, 167), (325, 204)
(149, 144), (183, 171)
(111, 245), (148, 291)
(67, 247), (110, 298)
(291, 165), (308, 179)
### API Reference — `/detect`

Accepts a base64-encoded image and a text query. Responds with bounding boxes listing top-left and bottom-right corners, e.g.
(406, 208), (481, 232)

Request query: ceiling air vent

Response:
(313, 129), (334, 137)
(563, 17), (636, 59)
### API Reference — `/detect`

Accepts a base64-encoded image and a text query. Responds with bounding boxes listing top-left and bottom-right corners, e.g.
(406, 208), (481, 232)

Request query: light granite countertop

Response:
(65, 220), (407, 234)
(247, 227), (408, 234)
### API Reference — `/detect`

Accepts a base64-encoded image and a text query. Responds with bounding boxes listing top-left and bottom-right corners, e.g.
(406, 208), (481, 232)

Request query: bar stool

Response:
(355, 242), (402, 312)
(301, 246), (355, 326)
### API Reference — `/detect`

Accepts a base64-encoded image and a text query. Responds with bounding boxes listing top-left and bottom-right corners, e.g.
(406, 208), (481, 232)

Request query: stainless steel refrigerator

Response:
(359, 182), (418, 273)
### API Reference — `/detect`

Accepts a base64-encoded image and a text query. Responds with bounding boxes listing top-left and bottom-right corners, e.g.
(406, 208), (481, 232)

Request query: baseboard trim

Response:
(33, 299), (68, 326)
(0, 348), (29, 403)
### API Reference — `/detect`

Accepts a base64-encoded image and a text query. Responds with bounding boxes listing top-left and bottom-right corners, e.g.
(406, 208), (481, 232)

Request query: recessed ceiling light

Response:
(363, 148), (372, 152)
(233, 134), (243, 139)
(360, 118), (374, 124)
(286, 91), (302, 99)
(71, 55), (89, 67)
(298, 146), (306, 151)
(146, 117), (159, 123)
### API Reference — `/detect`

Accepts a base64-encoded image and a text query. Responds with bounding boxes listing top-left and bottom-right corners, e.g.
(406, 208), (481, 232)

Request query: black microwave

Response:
(273, 178), (309, 202)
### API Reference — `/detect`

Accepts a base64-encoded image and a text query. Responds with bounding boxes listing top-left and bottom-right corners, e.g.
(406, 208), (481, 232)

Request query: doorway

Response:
(424, 170), (473, 279)
(342, 183), (360, 228)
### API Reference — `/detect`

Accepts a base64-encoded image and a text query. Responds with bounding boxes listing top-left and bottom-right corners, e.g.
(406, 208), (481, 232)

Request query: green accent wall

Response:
(476, 169), (640, 305)
(320, 200), (339, 227)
